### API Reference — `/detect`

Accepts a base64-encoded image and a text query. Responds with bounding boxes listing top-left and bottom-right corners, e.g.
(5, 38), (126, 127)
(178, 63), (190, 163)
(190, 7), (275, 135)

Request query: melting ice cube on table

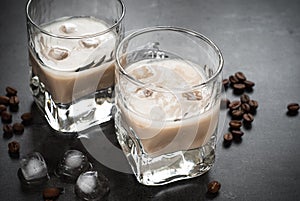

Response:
(55, 150), (91, 182)
(75, 171), (110, 200)
(18, 152), (49, 185)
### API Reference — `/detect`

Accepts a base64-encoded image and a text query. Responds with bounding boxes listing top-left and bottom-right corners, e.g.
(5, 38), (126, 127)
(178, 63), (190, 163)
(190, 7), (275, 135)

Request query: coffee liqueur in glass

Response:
(26, 0), (125, 132)
(115, 27), (223, 185)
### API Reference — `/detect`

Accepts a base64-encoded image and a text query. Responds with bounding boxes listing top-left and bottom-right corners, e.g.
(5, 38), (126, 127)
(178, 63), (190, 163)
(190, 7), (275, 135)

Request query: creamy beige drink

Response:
(30, 17), (117, 104)
(118, 59), (220, 155)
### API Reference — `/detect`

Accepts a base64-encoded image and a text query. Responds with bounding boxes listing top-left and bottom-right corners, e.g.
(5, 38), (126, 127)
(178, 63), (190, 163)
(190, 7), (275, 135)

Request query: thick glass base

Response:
(31, 76), (114, 133)
(115, 111), (216, 186)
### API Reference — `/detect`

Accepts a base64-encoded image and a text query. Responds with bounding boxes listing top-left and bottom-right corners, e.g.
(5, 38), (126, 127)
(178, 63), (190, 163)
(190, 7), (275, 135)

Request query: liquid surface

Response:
(35, 16), (116, 71)
(30, 16), (117, 103)
(117, 59), (220, 154)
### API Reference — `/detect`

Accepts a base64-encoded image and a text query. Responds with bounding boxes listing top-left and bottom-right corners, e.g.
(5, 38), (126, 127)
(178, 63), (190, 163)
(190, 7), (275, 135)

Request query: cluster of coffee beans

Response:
(0, 86), (33, 157)
(222, 72), (258, 146)
(222, 72), (255, 95)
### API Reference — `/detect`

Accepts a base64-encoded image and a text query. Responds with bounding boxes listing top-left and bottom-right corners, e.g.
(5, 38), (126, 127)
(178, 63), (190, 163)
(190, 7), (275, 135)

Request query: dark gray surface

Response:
(1, 0), (300, 200)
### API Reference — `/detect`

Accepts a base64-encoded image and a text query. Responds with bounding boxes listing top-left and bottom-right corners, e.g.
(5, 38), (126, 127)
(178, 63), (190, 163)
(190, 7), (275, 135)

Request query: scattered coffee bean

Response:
(223, 132), (233, 143)
(240, 94), (250, 103)
(228, 100), (241, 110)
(241, 103), (251, 113)
(207, 180), (221, 194)
(0, 104), (7, 114)
(229, 75), (239, 85)
(13, 123), (24, 134)
(3, 124), (13, 138)
(234, 71), (247, 82)
(287, 103), (299, 113)
(43, 187), (63, 200)
(1, 111), (12, 123)
(222, 79), (230, 89)
(249, 100), (259, 112)
(8, 141), (20, 154)
(229, 120), (242, 129)
(243, 113), (254, 123)
(231, 129), (244, 138)
(231, 109), (244, 120)
(6, 86), (17, 97)
(9, 96), (19, 111)
(0, 95), (10, 105)
(21, 112), (33, 126)
(233, 83), (246, 94)
(244, 80), (255, 89)
(9, 96), (19, 106)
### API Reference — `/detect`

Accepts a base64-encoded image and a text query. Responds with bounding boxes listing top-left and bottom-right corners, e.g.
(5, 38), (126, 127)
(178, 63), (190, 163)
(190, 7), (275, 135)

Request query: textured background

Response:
(0, 0), (299, 200)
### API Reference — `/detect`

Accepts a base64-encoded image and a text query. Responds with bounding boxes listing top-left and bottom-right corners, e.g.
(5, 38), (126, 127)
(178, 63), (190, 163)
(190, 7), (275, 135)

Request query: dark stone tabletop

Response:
(0, 0), (299, 200)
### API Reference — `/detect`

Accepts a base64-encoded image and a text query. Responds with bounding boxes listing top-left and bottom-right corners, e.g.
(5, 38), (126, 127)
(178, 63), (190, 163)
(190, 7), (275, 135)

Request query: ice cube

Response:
(55, 150), (91, 182)
(60, 23), (77, 34)
(48, 47), (69, 61)
(75, 171), (109, 200)
(19, 152), (49, 183)
(80, 38), (100, 48)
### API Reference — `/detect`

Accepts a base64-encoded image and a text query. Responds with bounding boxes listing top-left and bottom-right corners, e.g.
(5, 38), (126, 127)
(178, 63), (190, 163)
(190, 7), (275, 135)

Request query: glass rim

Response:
(116, 26), (224, 90)
(25, 0), (126, 39)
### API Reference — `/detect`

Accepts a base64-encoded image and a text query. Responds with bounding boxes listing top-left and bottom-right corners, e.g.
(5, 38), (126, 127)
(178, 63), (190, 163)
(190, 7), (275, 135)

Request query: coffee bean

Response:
(244, 80), (255, 89)
(231, 129), (244, 137)
(9, 96), (19, 106)
(222, 79), (230, 89)
(228, 100), (241, 110)
(240, 94), (250, 103)
(207, 181), (221, 194)
(0, 95), (10, 105)
(231, 109), (244, 120)
(235, 71), (247, 82)
(287, 103), (299, 112)
(6, 86), (17, 96)
(43, 187), (63, 200)
(229, 120), (242, 129)
(229, 75), (239, 84)
(21, 112), (33, 126)
(8, 141), (20, 154)
(243, 113), (254, 123)
(9, 96), (19, 112)
(249, 100), (259, 112)
(0, 104), (7, 114)
(3, 124), (13, 138)
(13, 123), (24, 134)
(223, 132), (233, 143)
(241, 103), (251, 113)
(233, 83), (246, 94)
(233, 83), (246, 90)
(1, 111), (12, 123)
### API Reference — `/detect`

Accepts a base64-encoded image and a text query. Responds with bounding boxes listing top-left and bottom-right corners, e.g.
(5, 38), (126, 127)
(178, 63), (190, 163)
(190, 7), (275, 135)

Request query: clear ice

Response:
(48, 47), (69, 60)
(55, 150), (90, 182)
(19, 152), (49, 184)
(75, 171), (109, 200)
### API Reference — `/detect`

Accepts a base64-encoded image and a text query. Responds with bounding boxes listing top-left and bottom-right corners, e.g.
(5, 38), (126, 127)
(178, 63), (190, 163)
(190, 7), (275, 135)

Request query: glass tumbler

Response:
(26, 0), (125, 132)
(115, 26), (223, 185)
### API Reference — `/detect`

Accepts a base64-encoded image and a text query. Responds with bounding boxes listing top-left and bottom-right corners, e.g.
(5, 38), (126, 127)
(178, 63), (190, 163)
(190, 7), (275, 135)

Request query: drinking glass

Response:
(26, 0), (125, 132)
(115, 26), (223, 185)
